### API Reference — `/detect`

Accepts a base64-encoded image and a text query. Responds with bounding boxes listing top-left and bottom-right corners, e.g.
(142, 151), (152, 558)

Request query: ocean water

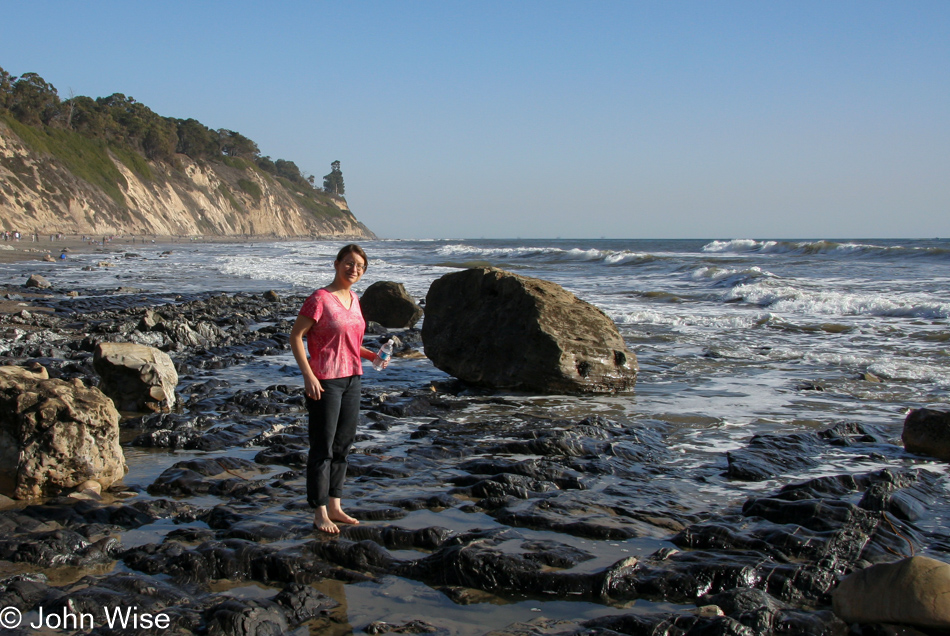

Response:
(4, 237), (950, 631)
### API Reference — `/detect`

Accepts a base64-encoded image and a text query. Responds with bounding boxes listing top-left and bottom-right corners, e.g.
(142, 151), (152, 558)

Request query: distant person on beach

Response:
(289, 243), (387, 533)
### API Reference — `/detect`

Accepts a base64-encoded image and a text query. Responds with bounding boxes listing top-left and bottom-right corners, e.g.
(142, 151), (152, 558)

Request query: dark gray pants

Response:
(305, 375), (360, 507)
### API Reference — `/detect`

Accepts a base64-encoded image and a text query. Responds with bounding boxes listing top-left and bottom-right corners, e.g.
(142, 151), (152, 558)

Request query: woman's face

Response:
(335, 252), (366, 286)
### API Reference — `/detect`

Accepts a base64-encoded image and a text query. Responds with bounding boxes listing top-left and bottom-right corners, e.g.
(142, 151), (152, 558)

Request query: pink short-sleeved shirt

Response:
(298, 289), (366, 380)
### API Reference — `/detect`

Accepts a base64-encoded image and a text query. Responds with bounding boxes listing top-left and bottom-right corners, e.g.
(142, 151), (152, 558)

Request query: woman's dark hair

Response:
(335, 244), (368, 270)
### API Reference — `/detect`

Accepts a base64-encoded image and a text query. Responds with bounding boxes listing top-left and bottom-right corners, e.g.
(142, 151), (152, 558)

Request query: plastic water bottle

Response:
(373, 339), (393, 371)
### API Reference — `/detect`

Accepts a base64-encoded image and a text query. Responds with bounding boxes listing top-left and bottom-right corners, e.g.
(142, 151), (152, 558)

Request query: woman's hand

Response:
(304, 375), (324, 400)
(374, 354), (389, 370)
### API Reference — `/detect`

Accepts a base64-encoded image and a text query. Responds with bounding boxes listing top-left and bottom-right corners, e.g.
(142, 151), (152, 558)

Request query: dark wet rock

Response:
(202, 597), (290, 635)
(308, 538), (397, 574)
(346, 506), (408, 522)
(451, 472), (560, 500)
(373, 393), (437, 418)
(482, 420), (670, 468)
(574, 609), (848, 636)
(676, 496), (922, 568)
(494, 492), (690, 540)
(371, 492), (459, 513)
(772, 468), (934, 525)
(254, 444), (308, 466)
(218, 519), (309, 542)
(49, 571), (194, 618)
(396, 528), (621, 601)
(166, 527), (217, 544)
(224, 385), (303, 415)
(365, 619), (438, 634)
(181, 378), (233, 401)
(340, 525), (454, 550)
(360, 280), (424, 328)
(902, 407), (950, 461)
(726, 422), (888, 481)
(133, 423), (249, 451)
(421, 267), (637, 393)
(347, 454), (417, 479)
(0, 528), (119, 568)
(459, 457), (587, 490)
(121, 538), (332, 586)
(148, 457), (271, 496)
(0, 573), (61, 612)
(272, 582), (338, 624)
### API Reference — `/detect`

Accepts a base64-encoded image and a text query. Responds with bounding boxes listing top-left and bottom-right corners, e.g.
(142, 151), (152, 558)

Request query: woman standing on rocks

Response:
(290, 244), (386, 533)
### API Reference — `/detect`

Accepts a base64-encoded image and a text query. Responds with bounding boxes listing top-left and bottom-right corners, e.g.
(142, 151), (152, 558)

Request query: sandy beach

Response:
(0, 234), (275, 265)
(0, 234), (289, 314)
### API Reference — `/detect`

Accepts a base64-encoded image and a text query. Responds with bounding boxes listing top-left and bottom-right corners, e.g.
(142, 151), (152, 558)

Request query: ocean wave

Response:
(691, 265), (777, 288)
(605, 252), (657, 265)
(434, 243), (657, 266)
(729, 282), (950, 319)
(702, 239), (950, 260)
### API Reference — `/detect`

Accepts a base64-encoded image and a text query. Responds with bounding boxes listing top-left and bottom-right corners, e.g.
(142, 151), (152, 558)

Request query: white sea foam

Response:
(729, 282), (950, 319)
(611, 308), (764, 330)
(868, 360), (950, 387)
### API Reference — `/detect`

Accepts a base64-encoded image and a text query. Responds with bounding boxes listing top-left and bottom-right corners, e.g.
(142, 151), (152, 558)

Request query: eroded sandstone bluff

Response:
(1, 282), (949, 635)
(0, 121), (374, 238)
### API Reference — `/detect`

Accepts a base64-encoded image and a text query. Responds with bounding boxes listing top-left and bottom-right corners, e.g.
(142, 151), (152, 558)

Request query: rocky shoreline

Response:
(1, 281), (949, 635)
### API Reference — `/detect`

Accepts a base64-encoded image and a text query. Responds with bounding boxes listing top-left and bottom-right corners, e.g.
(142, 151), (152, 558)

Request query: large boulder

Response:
(902, 407), (950, 461)
(421, 267), (637, 393)
(93, 342), (179, 412)
(25, 274), (51, 289)
(832, 556), (950, 629)
(361, 281), (424, 328)
(0, 365), (126, 499)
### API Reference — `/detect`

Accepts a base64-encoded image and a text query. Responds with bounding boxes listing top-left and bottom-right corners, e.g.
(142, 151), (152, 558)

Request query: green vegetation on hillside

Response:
(0, 65), (345, 206)
(1, 111), (129, 205)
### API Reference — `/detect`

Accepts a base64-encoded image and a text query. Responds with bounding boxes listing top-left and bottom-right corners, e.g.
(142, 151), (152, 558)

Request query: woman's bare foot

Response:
(327, 497), (359, 525)
(313, 506), (340, 533)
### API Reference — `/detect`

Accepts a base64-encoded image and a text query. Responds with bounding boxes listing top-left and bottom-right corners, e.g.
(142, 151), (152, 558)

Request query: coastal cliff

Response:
(0, 119), (375, 239)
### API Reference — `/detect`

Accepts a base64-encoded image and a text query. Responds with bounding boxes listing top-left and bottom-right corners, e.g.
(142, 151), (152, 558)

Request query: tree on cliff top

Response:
(323, 160), (344, 196)
(0, 64), (333, 193)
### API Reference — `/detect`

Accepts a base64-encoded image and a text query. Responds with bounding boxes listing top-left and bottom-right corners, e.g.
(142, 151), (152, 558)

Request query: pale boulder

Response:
(25, 273), (51, 288)
(832, 556), (950, 629)
(0, 366), (126, 499)
(93, 342), (179, 412)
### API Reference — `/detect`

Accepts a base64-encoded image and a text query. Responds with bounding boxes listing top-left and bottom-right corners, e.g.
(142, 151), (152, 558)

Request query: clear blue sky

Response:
(2, 1), (948, 239)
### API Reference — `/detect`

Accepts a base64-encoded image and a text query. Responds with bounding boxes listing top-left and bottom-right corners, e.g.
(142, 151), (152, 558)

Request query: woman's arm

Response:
(290, 314), (324, 399)
(360, 346), (387, 369)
